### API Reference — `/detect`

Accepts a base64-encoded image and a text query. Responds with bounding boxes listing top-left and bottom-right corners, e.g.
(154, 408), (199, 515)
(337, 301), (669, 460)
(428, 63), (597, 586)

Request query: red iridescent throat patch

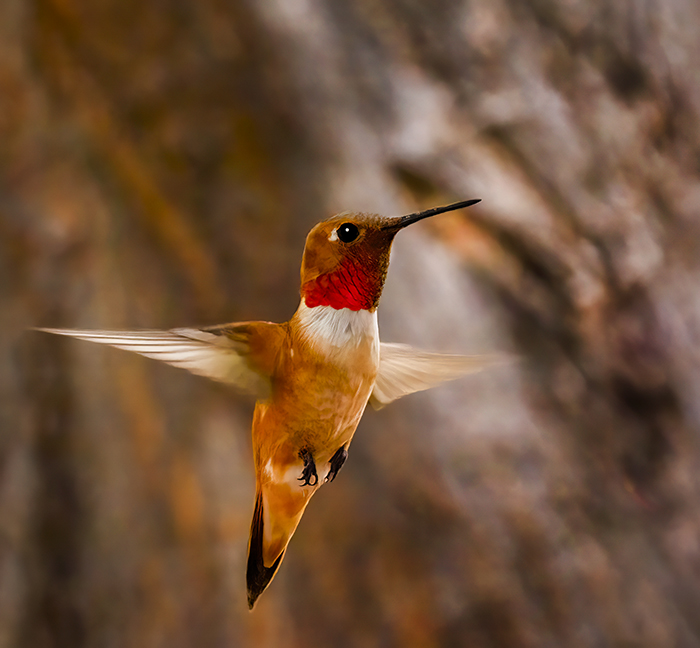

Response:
(302, 259), (378, 311)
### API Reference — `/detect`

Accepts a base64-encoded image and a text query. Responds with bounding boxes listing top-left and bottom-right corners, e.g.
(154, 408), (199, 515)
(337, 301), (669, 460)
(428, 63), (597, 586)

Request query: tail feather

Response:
(246, 491), (285, 609)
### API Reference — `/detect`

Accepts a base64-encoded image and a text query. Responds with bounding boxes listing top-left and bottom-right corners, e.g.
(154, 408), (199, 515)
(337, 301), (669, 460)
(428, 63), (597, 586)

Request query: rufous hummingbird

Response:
(38, 199), (502, 608)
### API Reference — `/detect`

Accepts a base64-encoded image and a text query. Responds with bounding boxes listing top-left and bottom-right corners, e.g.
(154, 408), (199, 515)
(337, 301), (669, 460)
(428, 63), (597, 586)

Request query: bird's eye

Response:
(336, 223), (360, 243)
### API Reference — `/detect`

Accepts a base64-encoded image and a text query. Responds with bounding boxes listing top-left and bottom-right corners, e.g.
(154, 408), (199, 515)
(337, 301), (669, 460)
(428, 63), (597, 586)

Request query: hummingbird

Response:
(38, 199), (501, 608)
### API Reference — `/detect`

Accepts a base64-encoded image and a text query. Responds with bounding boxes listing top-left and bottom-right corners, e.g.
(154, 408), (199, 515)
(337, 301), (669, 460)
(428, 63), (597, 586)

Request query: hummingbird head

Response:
(299, 199), (480, 312)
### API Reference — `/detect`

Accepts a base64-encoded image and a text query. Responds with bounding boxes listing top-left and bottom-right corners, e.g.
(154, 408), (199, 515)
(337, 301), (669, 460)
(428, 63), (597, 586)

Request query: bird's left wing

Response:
(36, 322), (286, 399)
(370, 342), (507, 409)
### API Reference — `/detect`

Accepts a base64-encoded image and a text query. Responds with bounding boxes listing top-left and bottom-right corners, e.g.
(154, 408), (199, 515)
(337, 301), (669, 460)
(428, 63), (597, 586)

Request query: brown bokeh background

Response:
(4, 0), (700, 646)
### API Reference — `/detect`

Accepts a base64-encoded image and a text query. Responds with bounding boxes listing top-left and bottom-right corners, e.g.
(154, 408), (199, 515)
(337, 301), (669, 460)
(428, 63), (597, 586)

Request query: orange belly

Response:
(250, 327), (377, 566)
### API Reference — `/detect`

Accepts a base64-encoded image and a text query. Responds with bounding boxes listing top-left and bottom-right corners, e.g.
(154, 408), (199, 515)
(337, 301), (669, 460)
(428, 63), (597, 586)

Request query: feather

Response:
(246, 491), (285, 610)
(370, 342), (508, 409)
(35, 326), (271, 397)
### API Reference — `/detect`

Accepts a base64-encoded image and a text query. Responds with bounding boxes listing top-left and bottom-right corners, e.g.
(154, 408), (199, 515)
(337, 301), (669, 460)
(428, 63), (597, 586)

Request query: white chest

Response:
(294, 302), (380, 366)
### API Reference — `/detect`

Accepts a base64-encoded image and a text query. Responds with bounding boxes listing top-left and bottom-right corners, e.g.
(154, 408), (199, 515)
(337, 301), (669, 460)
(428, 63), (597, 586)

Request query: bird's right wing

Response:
(370, 342), (507, 409)
(36, 322), (287, 399)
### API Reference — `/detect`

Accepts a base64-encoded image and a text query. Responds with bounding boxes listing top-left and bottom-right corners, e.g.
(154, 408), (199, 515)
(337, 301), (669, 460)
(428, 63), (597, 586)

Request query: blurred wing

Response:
(36, 326), (274, 397)
(370, 342), (507, 409)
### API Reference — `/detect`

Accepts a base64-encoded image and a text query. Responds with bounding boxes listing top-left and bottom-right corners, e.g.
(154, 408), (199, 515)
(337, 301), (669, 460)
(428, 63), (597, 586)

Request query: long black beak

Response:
(383, 199), (481, 231)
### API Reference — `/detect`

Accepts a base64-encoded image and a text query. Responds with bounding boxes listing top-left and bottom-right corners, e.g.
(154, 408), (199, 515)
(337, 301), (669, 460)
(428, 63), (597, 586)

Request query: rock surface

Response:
(3, 1), (700, 646)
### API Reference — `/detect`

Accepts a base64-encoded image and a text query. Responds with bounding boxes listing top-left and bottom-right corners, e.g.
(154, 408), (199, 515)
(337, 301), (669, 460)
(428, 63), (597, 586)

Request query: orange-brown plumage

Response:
(241, 303), (380, 605)
(35, 199), (504, 609)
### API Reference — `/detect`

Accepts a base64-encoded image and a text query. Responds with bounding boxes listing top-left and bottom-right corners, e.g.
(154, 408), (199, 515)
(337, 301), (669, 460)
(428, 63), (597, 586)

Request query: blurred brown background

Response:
(3, 0), (700, 646)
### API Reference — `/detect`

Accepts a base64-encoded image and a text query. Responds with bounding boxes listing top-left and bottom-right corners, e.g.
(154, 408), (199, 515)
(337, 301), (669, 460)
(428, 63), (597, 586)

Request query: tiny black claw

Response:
(326, 446), (348, 483)
(298, 448), (318, 487)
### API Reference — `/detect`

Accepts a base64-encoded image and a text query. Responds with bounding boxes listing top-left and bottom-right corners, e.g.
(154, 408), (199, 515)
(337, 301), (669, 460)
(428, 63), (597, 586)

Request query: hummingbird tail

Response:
(246, 491), (285, 609)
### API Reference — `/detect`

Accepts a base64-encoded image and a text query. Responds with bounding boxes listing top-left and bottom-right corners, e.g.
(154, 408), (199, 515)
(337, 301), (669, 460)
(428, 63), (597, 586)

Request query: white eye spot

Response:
(329, 229), (339, 242)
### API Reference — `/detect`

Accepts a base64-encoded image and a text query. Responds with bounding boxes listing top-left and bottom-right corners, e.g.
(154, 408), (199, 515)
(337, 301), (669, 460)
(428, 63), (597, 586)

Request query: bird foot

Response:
(325, 446), (348, 483)
(298, 448), (318, 486)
